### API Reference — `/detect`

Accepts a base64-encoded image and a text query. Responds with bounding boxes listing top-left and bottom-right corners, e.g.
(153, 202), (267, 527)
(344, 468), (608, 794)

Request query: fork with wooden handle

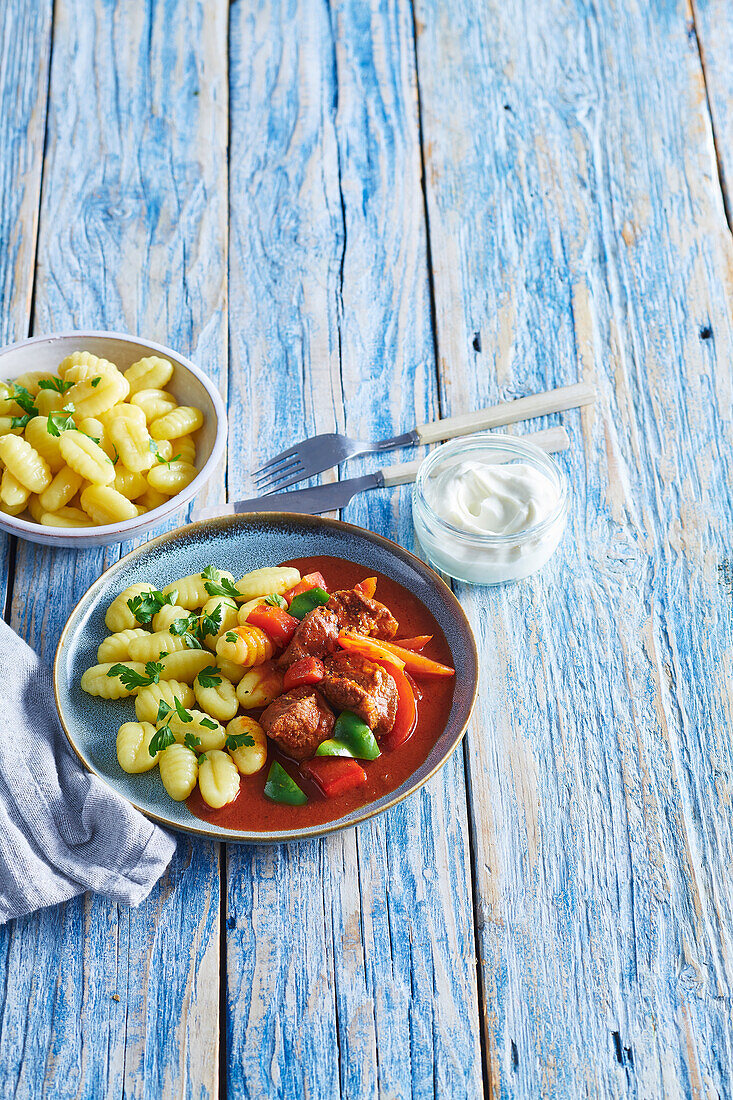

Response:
(252, 381), (595, 492)
(194, 425), (570, 519)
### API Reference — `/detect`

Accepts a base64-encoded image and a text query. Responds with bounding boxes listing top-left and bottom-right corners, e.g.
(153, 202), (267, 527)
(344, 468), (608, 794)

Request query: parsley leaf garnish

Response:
(11, 385), (38, 417)
(127, 588), (177, 625)
(106, 660), (161, 690)
(38, 376), (73, 394)
(46, 407), (76, 437)
(224, 631), (238, 644)
(168, 604), (221, 649)
(196, 666), (222, 688)
(202, 566), (240, 600)
(156, 698), (172, 723)
(200, 717), (218, 731)
(184, 732), (202, 750)
(149, 439), (180, 470)
(10, 414), (32, 429)
(149, 726), (176, 755)
(174, 696), (192, 723)
(225, 731), (255, 750)
(90, 376), (101, 387)
(264, 593), (288, 609)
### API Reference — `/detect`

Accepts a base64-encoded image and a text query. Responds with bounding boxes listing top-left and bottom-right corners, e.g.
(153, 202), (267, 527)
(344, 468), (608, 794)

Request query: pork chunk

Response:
(277, 607), (340, 670)
(326, 589), (398, 639)
(260, 686), (335, 761)
(320, 652), (398, 736)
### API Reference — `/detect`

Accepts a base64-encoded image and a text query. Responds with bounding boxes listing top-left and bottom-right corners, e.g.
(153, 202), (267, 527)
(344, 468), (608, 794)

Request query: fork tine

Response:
(250, 443), (302, 477)
(254, 458), (304, 488)
(258, 466), (308, 493)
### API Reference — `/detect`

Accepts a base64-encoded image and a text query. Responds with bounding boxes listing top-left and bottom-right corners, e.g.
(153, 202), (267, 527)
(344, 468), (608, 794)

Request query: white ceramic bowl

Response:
(0, 331), (227, 548)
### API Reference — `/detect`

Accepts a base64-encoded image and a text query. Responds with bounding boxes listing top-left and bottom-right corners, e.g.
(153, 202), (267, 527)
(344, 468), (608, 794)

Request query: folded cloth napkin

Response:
(0, 619), (176, 924)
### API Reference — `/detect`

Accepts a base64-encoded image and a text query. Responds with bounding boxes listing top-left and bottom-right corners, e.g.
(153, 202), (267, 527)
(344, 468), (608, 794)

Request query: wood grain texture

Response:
(225, 1), (482, 1095)
(414, 0), (733, 1095)
(0, 1), (229, 1095)
(0, 0), (53, 615)
(693, 0), (733, 223)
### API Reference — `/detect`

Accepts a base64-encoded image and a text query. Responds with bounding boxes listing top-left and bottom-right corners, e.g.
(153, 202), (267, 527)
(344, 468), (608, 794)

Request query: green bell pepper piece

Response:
(318, 710), (381, 761)
(315, 739), (355, 758)
(288, 586), (330, 621)
(264, 761), (308, 805)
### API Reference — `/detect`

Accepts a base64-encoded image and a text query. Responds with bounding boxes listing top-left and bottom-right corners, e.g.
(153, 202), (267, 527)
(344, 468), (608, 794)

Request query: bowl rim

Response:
(53, 511), (480, 843)
(413, 431), (569, 546)
(0, 329), (227, 541)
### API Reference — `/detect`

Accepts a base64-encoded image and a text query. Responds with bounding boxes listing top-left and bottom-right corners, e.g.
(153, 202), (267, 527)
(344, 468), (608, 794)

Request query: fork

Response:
(252, 381), (596, 492)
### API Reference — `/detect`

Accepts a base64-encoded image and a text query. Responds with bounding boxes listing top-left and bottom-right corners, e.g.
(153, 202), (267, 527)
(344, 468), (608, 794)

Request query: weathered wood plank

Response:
(414, 0), (733, 1095)
(225, 1), (482, 1095)
(693, 0), (733, 222)
(0, 0), (53, 613)
(0, 1), (229, 1095)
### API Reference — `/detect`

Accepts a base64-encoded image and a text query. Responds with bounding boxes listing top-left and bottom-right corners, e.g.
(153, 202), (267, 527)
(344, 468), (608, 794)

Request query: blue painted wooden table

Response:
(1, 0), (732, 1096)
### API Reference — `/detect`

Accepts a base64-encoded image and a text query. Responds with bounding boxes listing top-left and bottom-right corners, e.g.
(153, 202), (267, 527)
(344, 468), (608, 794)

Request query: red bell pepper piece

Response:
(380, 663), (417, 751)
(354, 576), (378, 598)
(301, 757), (367, 798)
(283, 656), (325, 691)
(246, 605), (299, 647)
(392, 635), (432, 651)
(284, 571), (328, 606)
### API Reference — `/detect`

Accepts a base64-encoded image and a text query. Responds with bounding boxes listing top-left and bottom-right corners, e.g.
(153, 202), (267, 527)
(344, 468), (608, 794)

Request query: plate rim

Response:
(53, 512), (479, 843)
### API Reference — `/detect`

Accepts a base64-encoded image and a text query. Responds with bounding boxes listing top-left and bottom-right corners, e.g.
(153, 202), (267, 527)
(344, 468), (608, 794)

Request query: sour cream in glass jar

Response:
(412, 433), (569, 584)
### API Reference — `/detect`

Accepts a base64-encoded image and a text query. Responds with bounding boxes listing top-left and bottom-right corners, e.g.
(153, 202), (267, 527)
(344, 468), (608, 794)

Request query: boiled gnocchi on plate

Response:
(0, 350), (202, 527)
(81, 565), (298, 808)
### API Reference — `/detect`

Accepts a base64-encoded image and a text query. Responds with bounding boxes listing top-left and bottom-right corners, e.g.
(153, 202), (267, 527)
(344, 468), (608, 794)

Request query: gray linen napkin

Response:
(0, 619), (176, 923)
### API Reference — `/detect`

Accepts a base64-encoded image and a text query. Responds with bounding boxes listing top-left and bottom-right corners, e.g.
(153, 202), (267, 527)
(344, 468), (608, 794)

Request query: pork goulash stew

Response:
(80, 555), (456, 830)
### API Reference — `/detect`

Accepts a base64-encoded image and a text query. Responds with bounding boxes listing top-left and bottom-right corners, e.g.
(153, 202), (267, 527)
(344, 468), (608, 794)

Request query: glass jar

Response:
(412, 433), (569, 585)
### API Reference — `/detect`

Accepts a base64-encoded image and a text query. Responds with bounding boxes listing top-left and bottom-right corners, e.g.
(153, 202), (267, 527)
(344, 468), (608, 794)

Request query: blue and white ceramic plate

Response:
(54, 514), (479, 842)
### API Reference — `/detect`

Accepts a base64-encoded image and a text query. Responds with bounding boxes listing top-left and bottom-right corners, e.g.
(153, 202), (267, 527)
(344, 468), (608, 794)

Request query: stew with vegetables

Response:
(187, 556), (456, 831)
(83, 553), (456, 830)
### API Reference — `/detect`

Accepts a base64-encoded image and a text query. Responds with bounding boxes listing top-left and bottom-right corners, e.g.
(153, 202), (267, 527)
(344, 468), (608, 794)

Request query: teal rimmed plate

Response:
(54, 514), (479, 842)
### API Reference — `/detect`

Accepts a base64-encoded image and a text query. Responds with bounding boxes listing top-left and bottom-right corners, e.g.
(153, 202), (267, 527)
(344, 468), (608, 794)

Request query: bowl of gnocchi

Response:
(0, 331), (227, 547)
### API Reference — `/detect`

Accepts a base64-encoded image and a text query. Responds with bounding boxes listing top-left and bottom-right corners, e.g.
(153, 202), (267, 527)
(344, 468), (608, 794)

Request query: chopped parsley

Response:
(202, 566), (240, 600)
(38, 376), (73, 394)
(196, 666), (222, 689)
(126, 588), (178, 625)
(225, 730), (255, 750)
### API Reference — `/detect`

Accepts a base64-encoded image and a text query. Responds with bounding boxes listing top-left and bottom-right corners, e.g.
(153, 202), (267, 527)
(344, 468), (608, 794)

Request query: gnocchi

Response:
(135, 679), (195, 724)
(105, 582), (156, 632)
(0, 435), (52, 493)
(226, 717), (268, 776)
(78, 560), (325, 813)
(159, 744), (198, 801)
(117, 722), (160, 773)
(97, 628), (149, 664)
(198, 750), (240, 809)
(0, 349), (202, 529)
(162, 708), (226, 752)
(215, 624), (274, 669)
(234, 566), (301, 602)
(81, 662), (148, 699)
(163, 570), (235, 611)
(194, 670), (238, 722)
(235, 662), (284, 709)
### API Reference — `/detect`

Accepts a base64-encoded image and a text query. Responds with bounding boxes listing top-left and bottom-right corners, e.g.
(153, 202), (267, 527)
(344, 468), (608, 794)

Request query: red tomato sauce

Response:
(187, 556), (455, 832)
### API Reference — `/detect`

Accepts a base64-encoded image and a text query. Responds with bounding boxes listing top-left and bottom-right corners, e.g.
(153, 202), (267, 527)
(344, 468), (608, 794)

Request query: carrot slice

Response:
(337, 632), (405, 670)
(392, 635), (432, 651)
(338, 631), (454, 677)
(354, 576), (377, 598)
